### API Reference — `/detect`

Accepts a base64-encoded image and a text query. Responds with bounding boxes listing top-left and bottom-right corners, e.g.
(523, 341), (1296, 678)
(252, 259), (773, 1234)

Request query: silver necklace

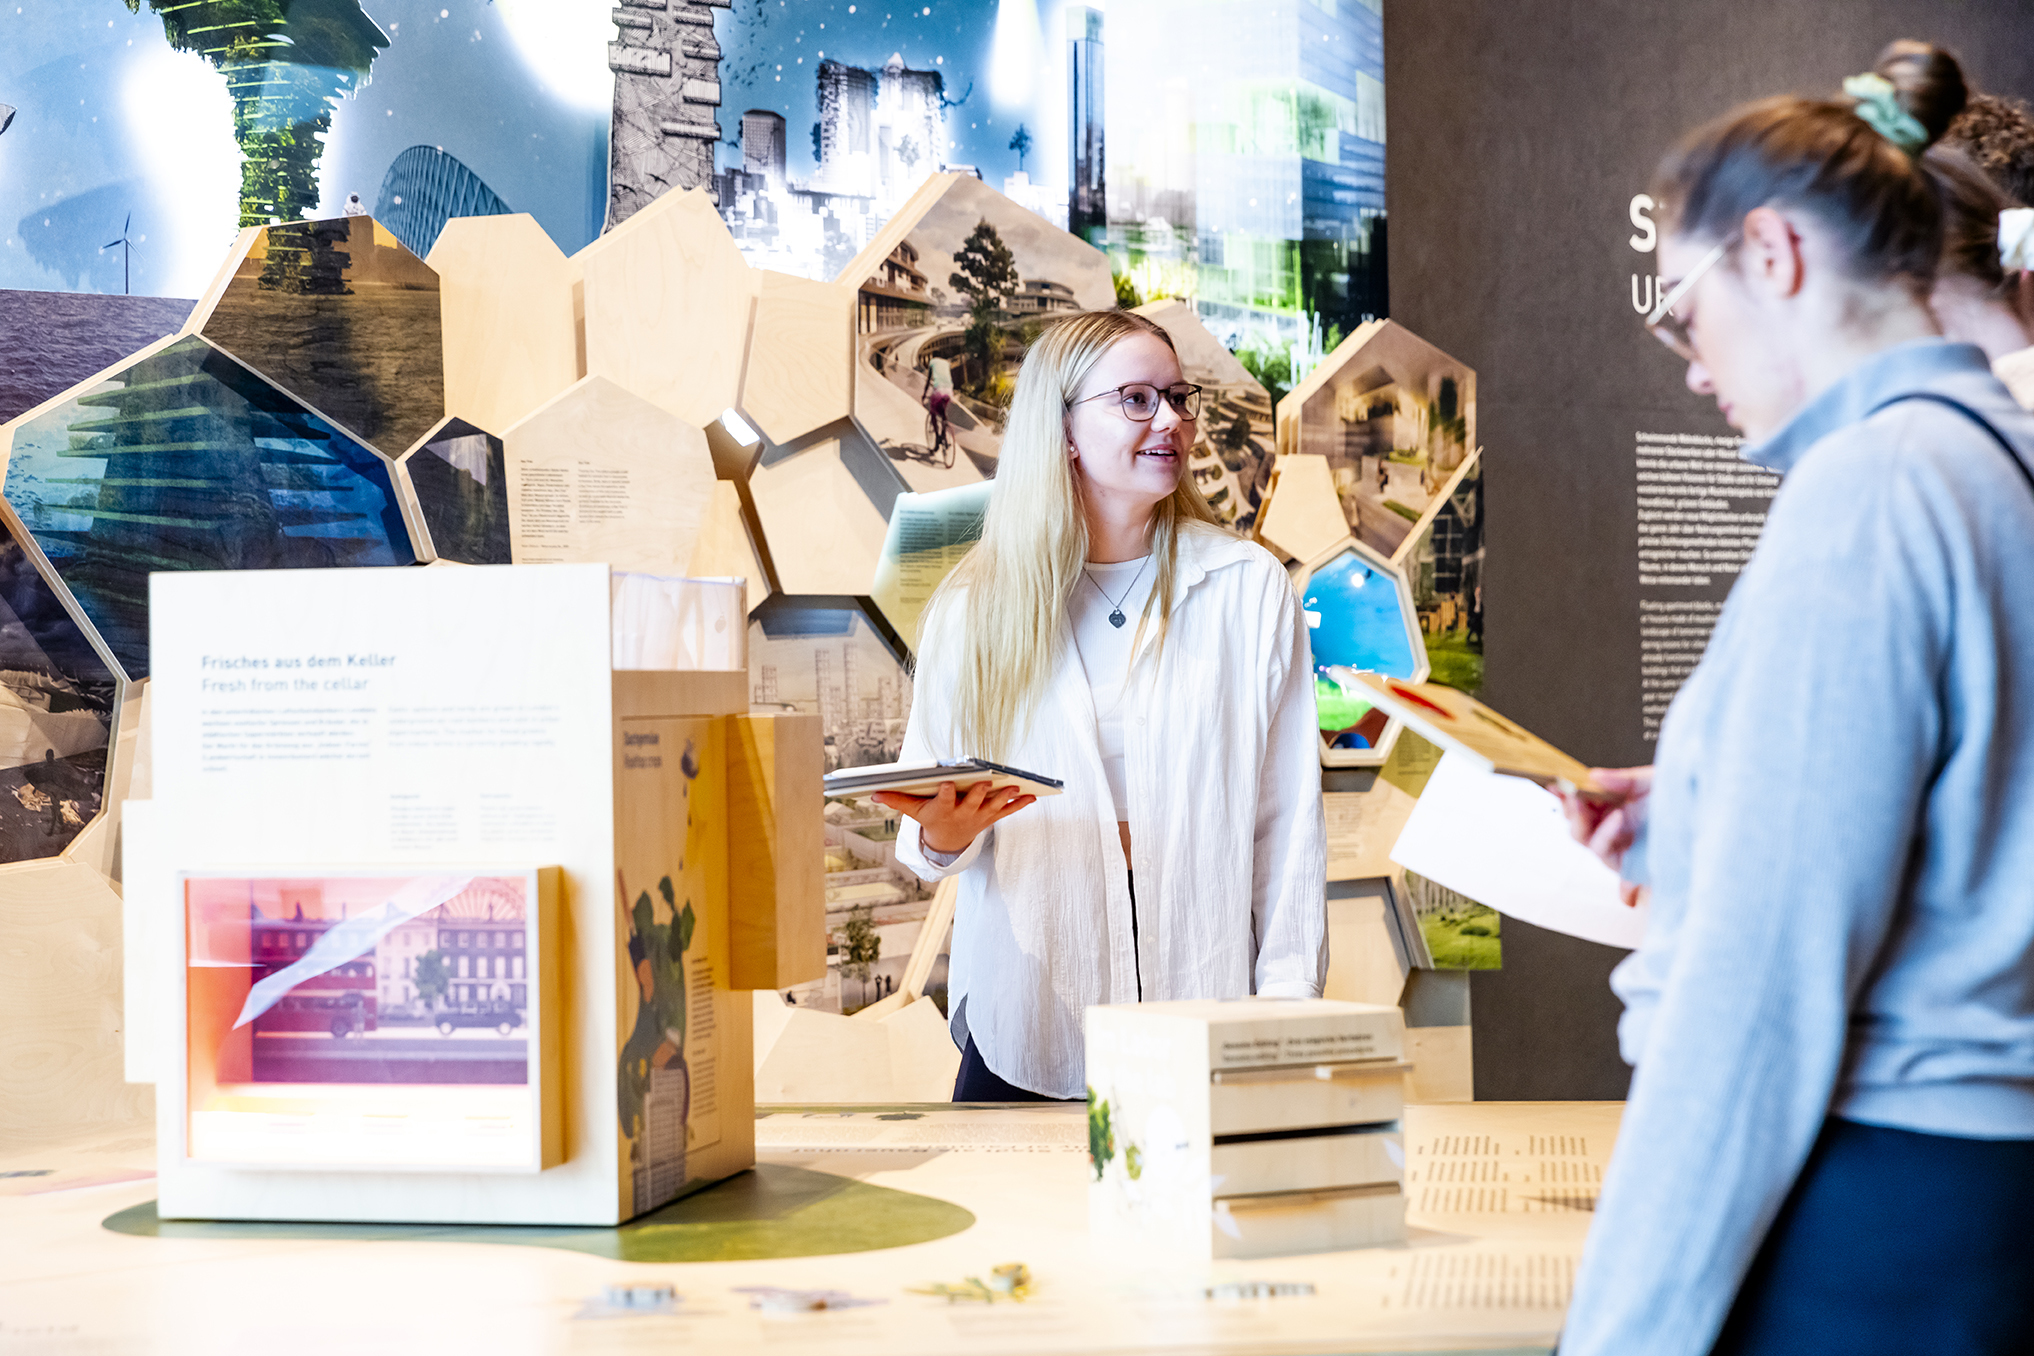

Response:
(1084, 556), (1150, 629)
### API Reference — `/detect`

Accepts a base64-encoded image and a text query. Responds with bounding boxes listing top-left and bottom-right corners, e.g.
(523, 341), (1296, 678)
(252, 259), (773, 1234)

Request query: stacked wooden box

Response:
(1085, 997), (1409, 1260)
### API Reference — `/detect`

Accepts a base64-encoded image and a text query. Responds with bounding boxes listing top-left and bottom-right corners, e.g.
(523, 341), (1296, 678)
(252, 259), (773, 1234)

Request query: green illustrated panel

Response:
(104, 1163), (975, 1262)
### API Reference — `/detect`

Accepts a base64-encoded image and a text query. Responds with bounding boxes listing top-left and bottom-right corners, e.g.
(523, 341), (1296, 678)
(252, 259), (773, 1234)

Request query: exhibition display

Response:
(26, 0), (1954, 1347)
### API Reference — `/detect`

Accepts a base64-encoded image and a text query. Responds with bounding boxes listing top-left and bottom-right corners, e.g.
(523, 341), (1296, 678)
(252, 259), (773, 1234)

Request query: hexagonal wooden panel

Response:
(739, 271), (856, 448)
(577, 187), (755, 432)
(502, 375), (715, 576)
(428, 213), (579, 441)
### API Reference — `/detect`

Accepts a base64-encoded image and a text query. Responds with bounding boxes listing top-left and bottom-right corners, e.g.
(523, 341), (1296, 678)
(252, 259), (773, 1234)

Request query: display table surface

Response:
(0, 1100), (1620, 1354)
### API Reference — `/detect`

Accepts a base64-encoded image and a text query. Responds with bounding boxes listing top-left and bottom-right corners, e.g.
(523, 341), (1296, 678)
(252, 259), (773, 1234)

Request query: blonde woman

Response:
(873, 309), (1326, 1101)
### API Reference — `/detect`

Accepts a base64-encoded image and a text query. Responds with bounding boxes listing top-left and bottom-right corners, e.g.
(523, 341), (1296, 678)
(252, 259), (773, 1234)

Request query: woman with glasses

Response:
(872, 308), (1326, 1102)
(1559, 52), (2034, 1356)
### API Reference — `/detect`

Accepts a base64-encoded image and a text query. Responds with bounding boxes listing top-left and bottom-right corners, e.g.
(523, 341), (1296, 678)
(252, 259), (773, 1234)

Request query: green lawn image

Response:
(1405, 870), (1501, 970)
(1423, 627), (1484, 694)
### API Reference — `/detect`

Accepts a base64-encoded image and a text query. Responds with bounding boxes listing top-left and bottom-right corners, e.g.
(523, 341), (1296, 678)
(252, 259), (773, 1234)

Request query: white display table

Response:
(0, 1100), (1618, 1354)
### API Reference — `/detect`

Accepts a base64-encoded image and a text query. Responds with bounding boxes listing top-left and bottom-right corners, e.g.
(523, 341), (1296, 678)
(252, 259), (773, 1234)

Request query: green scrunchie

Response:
(1842, 73), (1930, 155)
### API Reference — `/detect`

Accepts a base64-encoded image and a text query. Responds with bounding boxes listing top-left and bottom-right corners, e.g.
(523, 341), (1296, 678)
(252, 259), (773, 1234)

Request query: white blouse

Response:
(895, 522), (1328, 1098)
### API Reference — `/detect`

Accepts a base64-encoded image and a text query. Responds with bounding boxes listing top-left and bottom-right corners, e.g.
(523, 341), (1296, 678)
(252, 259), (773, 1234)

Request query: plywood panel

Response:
(503, 375), (716, 575)
(686, 481), (772, 616)
(0, 858), (150, 1149)
(747, 437), (890, 596)
(1255, 453), (1349, 564)
(1406, 1025), (1474, 1104)
(741, 272), (854, 446)
(1323, 892), (1411, 1008)
(726, 714), (825, 991)
(428, 213), (578, 438)
(579, 188), (756, 430)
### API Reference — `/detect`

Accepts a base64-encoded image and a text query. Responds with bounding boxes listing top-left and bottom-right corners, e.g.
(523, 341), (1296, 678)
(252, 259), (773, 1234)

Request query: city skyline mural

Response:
(2, 0), (1388, 356)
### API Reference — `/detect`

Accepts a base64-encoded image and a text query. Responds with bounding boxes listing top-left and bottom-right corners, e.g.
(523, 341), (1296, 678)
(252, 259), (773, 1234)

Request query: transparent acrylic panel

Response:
(183, 871), (543, 1171)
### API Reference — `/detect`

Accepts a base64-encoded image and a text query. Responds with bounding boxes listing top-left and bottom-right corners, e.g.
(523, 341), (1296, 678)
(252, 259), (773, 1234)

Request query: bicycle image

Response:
(920, 356), (957, 469)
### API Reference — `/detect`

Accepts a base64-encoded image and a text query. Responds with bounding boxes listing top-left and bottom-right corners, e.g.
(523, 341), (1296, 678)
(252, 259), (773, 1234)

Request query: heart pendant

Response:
(1109, 609), (1126, 628)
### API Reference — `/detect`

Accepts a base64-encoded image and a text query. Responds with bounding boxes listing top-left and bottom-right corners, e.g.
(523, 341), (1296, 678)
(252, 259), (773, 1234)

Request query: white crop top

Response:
(1069, 555), (1156, 822)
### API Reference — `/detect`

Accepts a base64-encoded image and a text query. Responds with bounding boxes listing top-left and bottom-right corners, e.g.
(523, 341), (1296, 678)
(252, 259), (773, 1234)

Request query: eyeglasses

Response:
(1071, 382), (1203, 422)
(1645, 233), (1737, 361)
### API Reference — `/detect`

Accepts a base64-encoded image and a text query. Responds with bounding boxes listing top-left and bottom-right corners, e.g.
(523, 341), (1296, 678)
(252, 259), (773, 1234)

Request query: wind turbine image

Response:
(103, 213), (137, 296)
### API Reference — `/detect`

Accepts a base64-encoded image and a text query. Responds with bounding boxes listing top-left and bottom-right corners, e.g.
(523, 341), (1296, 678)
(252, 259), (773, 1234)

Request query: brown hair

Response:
(1925, 146), (2017, 290)
(1874, 40), (1970, 146)
(1944, 92), (2034, 206)
(1870, 42), (2029, 291)
(1651, 49), (1968, 290)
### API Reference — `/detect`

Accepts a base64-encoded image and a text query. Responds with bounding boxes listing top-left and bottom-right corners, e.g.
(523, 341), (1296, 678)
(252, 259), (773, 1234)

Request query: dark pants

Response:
(952, 1036), (1078, 1102)
(1711, 1117), (2034, 1356)
(951, 872), (1135, 1103)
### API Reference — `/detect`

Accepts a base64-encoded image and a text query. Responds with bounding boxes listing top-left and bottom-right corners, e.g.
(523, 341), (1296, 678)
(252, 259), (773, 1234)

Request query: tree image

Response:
(897, 134), (921, 175)
(124, 0), (388, 227)
(949, 219), (1019, 310)
(413, 949), (450, 1006)
(838, 903), (881, 1008)
(949, 220), (1019, 389)
(1008, 123), (1033, 173)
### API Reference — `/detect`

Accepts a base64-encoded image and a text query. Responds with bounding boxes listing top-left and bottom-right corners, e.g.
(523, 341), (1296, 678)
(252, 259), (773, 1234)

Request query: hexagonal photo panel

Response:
(1294, 537), (1426, 768)
(748, 596), (911, 773)
(1394, 448), (1484, 694)
(1, 335), (418, 679)
(0, 501), (120, 863)
(398, 416), (511, 566)
(1133, 300), (1275, 533)
(1279, 319), (1476, 559)
(190, 216), (445, 458)
(841, 173), (1115, 491)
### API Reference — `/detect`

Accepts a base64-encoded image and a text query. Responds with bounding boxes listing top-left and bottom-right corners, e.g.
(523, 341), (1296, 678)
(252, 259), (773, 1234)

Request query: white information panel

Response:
(133, 564), (628, 1223)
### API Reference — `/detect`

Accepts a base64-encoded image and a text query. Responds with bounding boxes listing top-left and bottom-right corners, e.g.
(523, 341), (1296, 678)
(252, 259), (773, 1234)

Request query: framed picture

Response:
(1294, 537), (1427, 768)
(179, 867), (559, 1172)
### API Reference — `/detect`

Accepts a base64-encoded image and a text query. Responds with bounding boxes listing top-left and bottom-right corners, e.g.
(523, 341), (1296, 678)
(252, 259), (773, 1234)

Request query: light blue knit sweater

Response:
(1562, 340), (2034, 1356)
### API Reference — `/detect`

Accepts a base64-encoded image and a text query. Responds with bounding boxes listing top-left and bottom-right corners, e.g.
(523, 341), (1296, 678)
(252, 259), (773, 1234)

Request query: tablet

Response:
(821, 758), (1064, 801)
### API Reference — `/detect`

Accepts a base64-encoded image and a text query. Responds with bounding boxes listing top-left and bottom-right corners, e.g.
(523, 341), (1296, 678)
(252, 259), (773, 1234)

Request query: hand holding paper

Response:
(1559, 766), (1652, 905)
(1391, 753), (1649, 951)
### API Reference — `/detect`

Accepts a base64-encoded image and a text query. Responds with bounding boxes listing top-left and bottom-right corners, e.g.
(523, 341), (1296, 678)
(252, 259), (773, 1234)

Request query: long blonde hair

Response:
(928, 309), (1224, 760)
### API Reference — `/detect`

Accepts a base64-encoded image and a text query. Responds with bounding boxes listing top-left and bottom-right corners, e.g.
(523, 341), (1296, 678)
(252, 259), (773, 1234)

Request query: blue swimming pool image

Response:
(1305, 549), (1419, 679)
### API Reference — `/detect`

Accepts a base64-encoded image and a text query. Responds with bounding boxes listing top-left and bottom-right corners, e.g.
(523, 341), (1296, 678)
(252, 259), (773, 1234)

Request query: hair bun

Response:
(1874, 39), (1971, 149)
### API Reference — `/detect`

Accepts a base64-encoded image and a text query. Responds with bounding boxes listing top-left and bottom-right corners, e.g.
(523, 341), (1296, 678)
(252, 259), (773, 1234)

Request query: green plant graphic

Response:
(1086, 1087), (1115, 1181)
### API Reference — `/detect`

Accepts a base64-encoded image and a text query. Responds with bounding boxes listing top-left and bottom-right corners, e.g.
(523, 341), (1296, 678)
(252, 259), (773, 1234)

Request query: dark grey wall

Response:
(1382, 2), (2034, 1099)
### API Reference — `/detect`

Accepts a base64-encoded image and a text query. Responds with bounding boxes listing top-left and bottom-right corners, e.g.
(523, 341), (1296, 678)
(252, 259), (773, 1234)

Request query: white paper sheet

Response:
(1389, 752), (1649, 950)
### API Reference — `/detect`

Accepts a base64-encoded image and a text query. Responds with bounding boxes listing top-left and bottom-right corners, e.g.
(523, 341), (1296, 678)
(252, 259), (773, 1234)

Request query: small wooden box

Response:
(1086, 997), (1409, 1260)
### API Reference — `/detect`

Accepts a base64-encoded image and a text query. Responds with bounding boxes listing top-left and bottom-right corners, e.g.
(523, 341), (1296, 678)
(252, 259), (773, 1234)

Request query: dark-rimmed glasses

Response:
(1645, 233), (1737, 361)
(1070, 382), (1203, 422)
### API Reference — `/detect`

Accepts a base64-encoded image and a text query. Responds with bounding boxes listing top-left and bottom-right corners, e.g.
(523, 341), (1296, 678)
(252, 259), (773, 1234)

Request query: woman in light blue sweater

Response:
(1560, 53), (2034, 1356)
